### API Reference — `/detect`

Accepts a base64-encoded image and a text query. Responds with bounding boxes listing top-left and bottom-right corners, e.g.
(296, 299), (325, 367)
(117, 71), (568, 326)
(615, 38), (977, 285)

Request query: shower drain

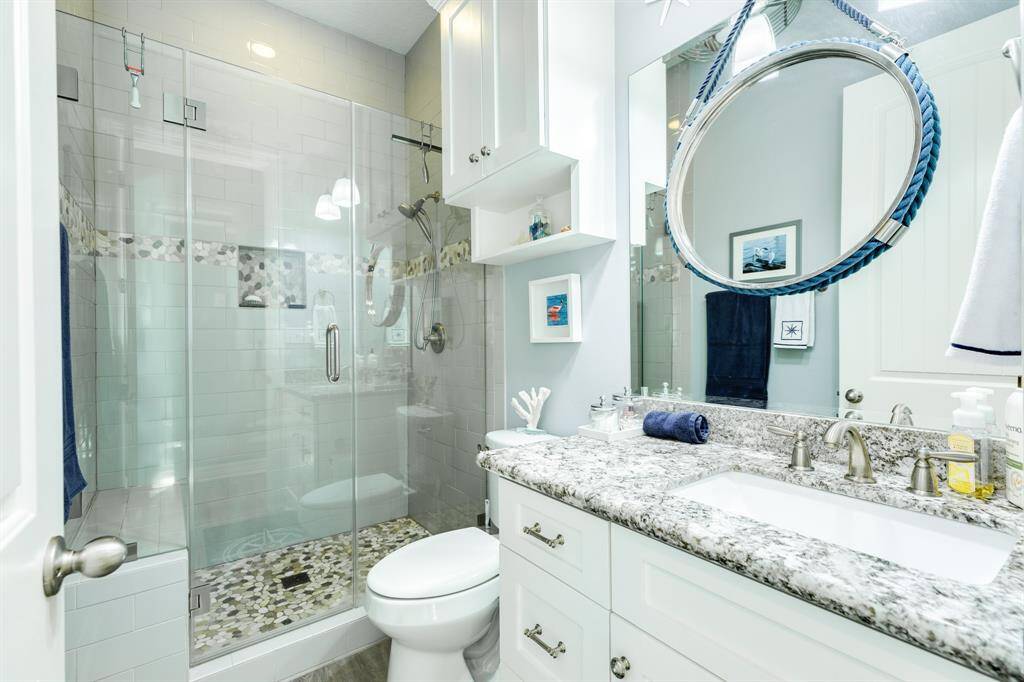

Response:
(280, 571), (312, 590)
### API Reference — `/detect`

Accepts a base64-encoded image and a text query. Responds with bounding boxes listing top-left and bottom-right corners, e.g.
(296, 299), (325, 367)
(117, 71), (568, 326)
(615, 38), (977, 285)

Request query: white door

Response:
(481, 0), (542, 174)
(441, 0), (485, 197)
(839, 9), (1021, 429)
(0, 0), (65, 679)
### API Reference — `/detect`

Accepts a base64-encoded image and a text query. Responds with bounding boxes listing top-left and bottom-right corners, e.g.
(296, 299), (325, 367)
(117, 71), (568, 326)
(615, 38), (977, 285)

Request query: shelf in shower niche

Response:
(237, 246), (307, 309)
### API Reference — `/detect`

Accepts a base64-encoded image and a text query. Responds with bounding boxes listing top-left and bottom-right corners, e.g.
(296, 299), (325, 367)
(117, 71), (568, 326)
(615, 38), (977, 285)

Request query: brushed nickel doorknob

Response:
(42, 535), (127, 597)
(611, 656), (632, 678)
(844, 388), (864, 404)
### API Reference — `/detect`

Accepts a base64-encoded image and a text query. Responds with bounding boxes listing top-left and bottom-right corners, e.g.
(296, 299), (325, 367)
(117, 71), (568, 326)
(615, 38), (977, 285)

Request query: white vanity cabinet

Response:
(440, 0), (615, 265)
(440, 0), (541, 195)
(496, 479), (991, 682)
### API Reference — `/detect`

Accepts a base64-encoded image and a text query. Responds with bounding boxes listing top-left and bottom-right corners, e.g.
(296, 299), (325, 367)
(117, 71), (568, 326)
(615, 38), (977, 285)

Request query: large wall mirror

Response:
(628, 0), (1021, 430)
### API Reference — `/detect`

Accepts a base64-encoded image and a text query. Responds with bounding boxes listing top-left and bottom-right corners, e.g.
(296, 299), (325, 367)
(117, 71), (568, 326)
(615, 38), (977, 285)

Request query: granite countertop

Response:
(477, 435), (1024, 680)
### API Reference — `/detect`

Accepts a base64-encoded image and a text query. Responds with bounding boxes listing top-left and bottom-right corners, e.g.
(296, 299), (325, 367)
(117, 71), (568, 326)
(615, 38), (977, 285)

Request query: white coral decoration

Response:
(511, 387), (551, 430)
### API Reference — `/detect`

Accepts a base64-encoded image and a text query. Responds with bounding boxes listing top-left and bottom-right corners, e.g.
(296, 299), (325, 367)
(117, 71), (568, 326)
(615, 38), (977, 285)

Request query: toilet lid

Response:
(367, 527), (499, 599)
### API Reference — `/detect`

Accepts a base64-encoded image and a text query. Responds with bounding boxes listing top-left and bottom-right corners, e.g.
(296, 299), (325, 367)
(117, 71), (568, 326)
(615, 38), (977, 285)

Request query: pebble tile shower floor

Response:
(191, 517), (430, 660)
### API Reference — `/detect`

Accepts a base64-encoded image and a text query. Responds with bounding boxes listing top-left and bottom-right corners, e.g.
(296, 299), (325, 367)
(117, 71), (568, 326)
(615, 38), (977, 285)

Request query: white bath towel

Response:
(948, 107), (1022, 367)
(773, 292), (814, 349)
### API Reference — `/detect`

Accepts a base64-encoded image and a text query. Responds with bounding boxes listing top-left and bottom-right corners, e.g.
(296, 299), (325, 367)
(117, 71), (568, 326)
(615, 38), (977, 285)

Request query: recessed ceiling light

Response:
(248, 41), (276, 59)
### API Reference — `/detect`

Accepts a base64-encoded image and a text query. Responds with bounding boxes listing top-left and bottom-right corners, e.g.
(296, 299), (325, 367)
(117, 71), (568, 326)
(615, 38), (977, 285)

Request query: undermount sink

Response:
(671, 472), (1015, 585)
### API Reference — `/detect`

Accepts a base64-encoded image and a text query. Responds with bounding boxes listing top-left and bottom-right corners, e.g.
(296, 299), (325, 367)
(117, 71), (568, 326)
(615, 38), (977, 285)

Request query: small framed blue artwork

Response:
(546, 293), (568, 327)
(529, 273), (582, 343)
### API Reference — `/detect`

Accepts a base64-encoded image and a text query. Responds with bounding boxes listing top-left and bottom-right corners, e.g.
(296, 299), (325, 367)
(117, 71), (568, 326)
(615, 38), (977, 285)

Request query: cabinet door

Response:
(441, 0), (484, 197)
(500, 547), (610, 682)
(481, 0), (542, 174)
(609, 614), (720, 682)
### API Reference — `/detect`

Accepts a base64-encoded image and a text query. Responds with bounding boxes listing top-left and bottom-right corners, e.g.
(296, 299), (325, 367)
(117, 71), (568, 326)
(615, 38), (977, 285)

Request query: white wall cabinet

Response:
(441, 0), (615, 265)
(496, 479), (990, 682)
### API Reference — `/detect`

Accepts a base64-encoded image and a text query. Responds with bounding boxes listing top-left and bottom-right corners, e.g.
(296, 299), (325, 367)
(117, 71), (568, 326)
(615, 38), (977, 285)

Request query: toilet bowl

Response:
(298, 473), (405, 537)
(365, 527), (499, 682)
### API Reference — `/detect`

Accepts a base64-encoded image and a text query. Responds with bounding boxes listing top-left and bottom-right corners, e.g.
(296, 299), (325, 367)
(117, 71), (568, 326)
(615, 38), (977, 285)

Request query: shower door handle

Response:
(325, 323), (341, 383)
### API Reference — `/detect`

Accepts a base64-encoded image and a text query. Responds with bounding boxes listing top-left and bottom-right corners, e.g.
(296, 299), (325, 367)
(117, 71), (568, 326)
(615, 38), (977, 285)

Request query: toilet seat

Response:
(367, 527), (498, 599)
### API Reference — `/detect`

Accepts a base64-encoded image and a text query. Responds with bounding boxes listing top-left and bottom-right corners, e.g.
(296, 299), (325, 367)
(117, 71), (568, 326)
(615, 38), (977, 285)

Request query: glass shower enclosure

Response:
(57, 12), (486, 663)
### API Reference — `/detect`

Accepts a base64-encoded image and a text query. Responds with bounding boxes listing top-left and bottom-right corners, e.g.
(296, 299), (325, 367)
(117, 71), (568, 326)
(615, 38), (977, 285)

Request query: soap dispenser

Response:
(948, 391), (993, 499)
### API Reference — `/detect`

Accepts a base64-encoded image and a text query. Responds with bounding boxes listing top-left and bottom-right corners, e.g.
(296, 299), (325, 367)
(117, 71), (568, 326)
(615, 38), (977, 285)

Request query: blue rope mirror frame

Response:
(665, 1), (940, 297)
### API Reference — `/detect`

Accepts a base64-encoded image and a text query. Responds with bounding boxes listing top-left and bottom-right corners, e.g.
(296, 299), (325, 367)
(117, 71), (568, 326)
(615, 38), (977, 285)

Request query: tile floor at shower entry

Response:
(190, 517), (430, 661)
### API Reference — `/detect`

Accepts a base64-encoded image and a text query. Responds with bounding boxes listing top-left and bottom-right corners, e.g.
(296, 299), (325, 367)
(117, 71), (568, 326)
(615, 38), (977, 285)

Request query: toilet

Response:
(483, 429), (558, 523)
(365, 527), (500, 682)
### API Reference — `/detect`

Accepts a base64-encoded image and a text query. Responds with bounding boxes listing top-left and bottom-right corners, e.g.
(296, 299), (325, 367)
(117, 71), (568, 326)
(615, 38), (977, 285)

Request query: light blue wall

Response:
(503, 243), (625, 435)
(502, 0), (743, 436)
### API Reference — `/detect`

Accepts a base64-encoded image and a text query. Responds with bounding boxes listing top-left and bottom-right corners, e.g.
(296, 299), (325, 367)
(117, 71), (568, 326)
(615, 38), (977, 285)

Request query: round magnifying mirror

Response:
(667, 42), (932, 294)
(365, 243), (405, 327)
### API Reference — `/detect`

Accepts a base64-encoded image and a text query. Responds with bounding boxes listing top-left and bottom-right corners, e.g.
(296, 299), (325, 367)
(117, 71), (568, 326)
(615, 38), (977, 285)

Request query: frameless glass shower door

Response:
(59, 13), (189, 559)
(185, 53), (358, 659)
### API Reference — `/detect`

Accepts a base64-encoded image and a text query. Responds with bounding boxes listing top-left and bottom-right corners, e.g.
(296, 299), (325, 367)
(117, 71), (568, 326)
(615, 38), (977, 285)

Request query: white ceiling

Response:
(265, 0), (438, 54)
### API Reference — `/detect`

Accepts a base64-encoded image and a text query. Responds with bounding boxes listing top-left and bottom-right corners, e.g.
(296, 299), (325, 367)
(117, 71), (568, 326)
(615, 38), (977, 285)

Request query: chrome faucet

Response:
(823, 420), (876, 484)
(890, 403), (914, 426)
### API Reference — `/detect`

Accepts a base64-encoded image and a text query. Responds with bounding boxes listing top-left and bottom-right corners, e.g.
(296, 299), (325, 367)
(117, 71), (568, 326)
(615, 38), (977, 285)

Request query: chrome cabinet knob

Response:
(480, 145), (492, 156)
(610, 656), (631, 679)
(468, 153), (480, 163)
(844, 388), (864, 404)
(42, 535), (127, 597)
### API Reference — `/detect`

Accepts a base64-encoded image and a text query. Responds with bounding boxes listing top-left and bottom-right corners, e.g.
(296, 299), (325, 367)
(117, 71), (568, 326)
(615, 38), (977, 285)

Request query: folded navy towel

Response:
(643, 410), (709, 444)
(643, 410), (671, 437)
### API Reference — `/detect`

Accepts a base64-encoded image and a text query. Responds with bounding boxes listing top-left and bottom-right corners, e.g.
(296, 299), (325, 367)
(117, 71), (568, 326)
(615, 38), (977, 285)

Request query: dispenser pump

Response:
(951, 391), (985, 429)
(966, 387), (997, 432)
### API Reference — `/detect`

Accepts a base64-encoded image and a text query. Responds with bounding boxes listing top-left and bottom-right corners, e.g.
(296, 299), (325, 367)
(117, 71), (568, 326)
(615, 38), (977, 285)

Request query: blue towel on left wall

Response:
(62, 224), (86, 521)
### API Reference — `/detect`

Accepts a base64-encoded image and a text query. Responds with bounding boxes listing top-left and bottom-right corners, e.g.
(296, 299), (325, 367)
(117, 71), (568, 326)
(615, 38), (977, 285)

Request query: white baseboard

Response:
(189, 608), (384, 682)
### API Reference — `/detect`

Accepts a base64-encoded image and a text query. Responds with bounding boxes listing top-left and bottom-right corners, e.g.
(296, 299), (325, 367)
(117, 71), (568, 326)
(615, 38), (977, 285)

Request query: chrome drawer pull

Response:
(523, 624), (566, 659)
(522, 522), (564, 548)
(610, 656), (631, 679)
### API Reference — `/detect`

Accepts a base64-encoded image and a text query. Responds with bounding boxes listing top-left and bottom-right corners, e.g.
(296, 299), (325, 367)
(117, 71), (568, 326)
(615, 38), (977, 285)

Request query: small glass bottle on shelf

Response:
(528, 195), (551, 240)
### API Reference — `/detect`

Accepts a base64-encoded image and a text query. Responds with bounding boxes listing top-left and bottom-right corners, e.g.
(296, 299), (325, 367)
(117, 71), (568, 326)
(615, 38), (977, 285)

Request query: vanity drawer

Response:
(500, 546), (610, 682)
(609, 613), (720, 682)
(610, 525), (989, 681)
(498, 479), (611, 607)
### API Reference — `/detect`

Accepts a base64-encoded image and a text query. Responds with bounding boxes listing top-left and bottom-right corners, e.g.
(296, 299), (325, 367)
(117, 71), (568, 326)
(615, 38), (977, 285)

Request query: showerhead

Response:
(398, 197), (425, 219)
(398, 191), (441, 219)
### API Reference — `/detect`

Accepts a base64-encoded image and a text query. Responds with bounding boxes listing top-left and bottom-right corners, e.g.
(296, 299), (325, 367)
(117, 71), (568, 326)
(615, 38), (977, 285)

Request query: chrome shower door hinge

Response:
(163, 93), (207, 131)
(189, 584), (212, 615)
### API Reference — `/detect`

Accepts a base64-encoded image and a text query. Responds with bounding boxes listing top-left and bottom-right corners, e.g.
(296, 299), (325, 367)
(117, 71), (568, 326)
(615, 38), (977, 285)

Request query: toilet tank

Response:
(483, 430), (558, 526)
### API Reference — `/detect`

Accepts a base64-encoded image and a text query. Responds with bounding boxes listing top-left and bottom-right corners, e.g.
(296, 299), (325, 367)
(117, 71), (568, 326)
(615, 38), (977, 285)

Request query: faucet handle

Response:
(766, 426), (813, 471)
(906, 448), (977, 497)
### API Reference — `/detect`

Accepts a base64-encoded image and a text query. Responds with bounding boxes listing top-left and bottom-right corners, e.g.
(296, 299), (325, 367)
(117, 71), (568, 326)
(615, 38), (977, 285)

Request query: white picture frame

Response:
(529, 274), (582, 343)
(729, 220), (802, 283)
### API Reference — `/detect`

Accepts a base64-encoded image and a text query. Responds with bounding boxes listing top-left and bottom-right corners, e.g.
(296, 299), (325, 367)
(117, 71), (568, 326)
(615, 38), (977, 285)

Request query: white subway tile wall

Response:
(58, 0), (406, 116)
(64, 550), (188, 682)
(402, 20), (505, 533)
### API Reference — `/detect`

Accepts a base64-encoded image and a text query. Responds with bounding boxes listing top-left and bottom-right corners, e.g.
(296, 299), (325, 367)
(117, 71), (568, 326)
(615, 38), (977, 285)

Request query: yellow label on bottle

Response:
(947, 433), (976, 495)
